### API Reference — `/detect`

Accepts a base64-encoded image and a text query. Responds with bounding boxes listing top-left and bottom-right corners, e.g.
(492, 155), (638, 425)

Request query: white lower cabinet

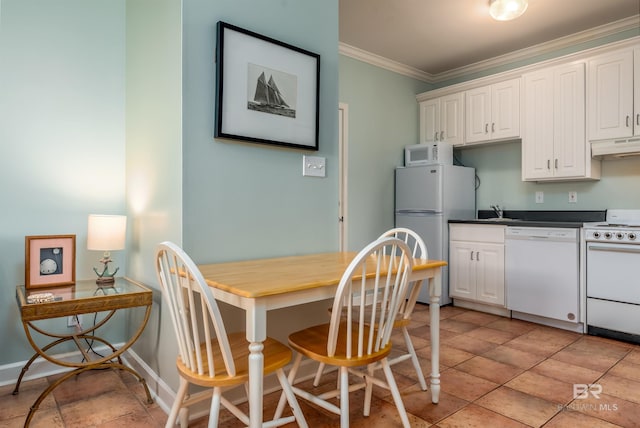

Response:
(449, 224), (505, 307)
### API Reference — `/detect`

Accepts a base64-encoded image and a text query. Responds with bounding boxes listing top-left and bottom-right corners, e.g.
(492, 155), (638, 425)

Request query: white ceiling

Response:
(339, 0), (640, 81)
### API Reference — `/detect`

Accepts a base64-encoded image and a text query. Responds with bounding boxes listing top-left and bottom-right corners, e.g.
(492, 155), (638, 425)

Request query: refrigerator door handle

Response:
(396, 210), (441, 214)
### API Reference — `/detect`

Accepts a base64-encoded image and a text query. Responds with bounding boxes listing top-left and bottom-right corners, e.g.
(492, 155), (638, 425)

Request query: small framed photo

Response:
(214, 21), (320, 150)
(25, 235), (76, 289)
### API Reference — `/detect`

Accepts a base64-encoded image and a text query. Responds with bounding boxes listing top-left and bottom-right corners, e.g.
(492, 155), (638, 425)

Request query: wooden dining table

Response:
(197, 251), (447, 428)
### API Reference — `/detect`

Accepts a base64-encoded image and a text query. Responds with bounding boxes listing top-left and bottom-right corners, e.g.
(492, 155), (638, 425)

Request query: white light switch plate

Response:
(535, 191), (544, 204)
(303, 155), (326, 177)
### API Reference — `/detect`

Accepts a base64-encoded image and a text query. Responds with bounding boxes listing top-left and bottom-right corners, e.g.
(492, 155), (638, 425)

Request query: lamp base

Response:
(95, 276), (116, 287)
(93, 255), (119, 287)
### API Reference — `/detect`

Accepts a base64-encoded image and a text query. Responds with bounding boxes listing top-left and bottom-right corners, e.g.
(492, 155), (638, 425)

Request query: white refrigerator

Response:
(395, 164), (476, 304)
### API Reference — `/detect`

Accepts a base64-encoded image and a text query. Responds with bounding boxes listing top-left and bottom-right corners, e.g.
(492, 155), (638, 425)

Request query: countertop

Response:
(449, 210), (607, 229)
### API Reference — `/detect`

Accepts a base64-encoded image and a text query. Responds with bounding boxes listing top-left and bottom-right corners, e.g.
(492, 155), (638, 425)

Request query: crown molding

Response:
(338, 43), (434, 83)
(416, 35), (639, 102)
(339, 15), (639, 84)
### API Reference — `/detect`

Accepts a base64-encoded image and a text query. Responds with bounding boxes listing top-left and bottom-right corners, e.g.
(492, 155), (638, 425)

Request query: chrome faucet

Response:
(490, 204), (503, 219)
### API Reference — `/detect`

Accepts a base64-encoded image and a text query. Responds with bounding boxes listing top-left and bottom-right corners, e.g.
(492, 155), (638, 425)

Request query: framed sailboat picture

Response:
(214, 21), (320, 150)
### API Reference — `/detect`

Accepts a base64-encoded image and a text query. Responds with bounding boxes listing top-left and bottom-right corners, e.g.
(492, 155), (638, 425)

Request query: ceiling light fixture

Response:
(489, 0), (528, 21)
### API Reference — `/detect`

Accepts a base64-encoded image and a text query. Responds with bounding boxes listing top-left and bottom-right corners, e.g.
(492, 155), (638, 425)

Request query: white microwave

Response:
(404, 142), (453, 166)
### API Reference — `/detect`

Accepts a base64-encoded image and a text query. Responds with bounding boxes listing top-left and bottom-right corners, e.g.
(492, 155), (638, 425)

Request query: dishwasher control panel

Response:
(506, 227), (578, 242)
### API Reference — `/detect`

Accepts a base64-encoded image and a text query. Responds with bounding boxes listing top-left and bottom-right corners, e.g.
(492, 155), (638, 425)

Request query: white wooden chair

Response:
(155, 242), (308, 428)
(313, 227), (430, 391)
(275, 237), (414, 428)
(377, 227), (429, 390)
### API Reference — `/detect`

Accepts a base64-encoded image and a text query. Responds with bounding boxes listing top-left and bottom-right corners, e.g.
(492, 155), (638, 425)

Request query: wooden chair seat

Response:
(176, 332), (292, 387)
(288, 322), (392, 367)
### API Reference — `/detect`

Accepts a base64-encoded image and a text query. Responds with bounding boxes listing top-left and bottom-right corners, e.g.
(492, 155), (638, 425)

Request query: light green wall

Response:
(0, 0), (128, 365)
(182, 0), (339, 262)
(339, 55), (432, 250)
(459, 142), (640, 211)
(124, 0), (183, 386)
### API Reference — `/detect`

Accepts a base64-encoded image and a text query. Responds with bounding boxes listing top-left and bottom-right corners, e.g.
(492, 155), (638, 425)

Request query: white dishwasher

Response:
(505, 227), (580, 325)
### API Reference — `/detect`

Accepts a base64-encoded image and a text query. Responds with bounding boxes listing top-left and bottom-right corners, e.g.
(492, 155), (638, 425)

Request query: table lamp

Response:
(87, 214), (126, 285)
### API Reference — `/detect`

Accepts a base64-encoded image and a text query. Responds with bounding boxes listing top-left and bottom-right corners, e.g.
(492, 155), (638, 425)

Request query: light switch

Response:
(535, 191), (544, 204)
(569, 191), (577, 203)
(303, 155), (326, 177)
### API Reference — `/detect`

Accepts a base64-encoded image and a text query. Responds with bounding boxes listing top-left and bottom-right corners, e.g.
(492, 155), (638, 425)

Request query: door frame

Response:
(338, 102), (348, 251)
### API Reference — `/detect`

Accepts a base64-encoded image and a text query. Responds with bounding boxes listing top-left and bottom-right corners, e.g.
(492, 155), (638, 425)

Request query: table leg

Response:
(246, 305), (267, 428)
(12, 351), (42, 395)
(429, 274), (441, 404)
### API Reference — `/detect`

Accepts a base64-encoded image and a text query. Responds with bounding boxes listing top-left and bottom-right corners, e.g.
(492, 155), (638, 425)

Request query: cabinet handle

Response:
(470, 251), (474, 261)
(547, 159), (551, 170)
(434, 131), (438, 141)
(637, 113), (639, 126)
(555, 159), (558, 169)
(440, 131), (444, 140)
(492, 123), (495, 133)
(476, 251), (480, 262)
(627, 115), (631, 127)
(485, 123), (489, 134)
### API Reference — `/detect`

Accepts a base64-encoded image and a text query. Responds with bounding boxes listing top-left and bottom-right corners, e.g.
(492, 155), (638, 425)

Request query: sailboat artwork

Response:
(247, 63), (297, 118)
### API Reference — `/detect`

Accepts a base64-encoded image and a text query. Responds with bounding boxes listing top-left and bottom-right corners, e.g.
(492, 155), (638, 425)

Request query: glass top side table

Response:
(14, 277), (153, 427)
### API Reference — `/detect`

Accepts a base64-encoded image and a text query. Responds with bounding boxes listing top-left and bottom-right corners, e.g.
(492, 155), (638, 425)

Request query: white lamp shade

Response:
(87, 214), (127, 251)
(489, 0), (528, 21)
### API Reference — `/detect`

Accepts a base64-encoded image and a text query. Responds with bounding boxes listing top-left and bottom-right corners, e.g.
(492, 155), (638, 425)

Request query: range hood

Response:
(591, 137), (640, 159)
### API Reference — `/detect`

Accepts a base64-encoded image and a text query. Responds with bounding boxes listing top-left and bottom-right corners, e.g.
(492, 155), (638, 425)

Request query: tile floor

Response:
(2, 305), (640, 427)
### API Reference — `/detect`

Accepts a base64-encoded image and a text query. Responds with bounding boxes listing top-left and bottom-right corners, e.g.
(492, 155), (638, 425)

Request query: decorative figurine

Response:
(93, 254), (118, 285)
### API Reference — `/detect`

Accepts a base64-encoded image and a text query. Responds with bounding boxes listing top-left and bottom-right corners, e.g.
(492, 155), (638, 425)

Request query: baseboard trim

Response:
(0, 343), (125, 387)
(453, 299), (511, 317)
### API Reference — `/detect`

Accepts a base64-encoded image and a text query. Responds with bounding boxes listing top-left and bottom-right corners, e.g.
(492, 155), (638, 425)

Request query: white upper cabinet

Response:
(465, 78), (520, 144)
(522, 63), (600, 181)
(419, 92), (464, 146)
(587, 47), (639, 141)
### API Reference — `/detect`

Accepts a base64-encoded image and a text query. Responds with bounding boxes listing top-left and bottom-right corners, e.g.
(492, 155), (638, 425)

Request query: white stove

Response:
(584, 209), (640, 243)
(584, 209), (640, 344)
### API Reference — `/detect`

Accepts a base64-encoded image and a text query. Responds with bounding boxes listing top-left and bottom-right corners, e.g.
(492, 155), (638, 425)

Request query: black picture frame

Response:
(214, 21), (320, 151)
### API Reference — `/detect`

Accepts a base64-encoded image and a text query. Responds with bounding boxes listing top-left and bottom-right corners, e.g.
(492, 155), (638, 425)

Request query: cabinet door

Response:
(522, 69), (554, 180)
(420, 99), (439, 145)
(475, 243), (505, 306)
(554, 63), (586, 178)
(465, 86), (491, 143)
(491, 78), (520, 141)
(588, 49), (634, 141)
(441, 93), (464, 146)
(635, 48), (640, 137)
(449, 241), (475, 300)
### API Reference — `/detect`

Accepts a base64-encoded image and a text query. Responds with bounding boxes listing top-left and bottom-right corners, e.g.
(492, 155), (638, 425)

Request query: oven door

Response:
(586, 242), (640, 304)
